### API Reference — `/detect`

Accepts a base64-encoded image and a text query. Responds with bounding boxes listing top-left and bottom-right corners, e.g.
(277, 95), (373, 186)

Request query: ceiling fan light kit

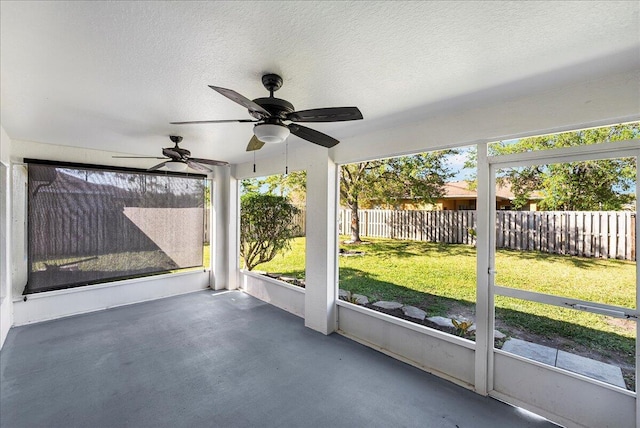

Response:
(171, 73), (363, 152)
(164, 161), (189, 172)
(253, 123), (290, 144)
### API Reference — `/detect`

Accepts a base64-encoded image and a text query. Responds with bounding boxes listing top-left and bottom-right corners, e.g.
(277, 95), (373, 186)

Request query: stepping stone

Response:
(338, 289), (368, 304)
(556, 350), (626, 388)
(373, 301), (403, 310)
(428, 316), (455, 328)
(402, 306), (426, 321)
(353, 294), (369, 305)
(501, 338), (557, 366)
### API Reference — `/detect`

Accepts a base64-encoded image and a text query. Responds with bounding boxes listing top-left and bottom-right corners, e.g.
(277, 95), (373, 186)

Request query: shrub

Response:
(240, 193), (300, 270)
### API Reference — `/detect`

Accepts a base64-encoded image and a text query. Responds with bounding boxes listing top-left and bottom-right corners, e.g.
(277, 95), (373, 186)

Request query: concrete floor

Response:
(1, 290), (559, 428)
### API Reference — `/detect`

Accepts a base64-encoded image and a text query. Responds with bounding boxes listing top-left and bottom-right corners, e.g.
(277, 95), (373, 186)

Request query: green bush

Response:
(240, 193), (299, 270)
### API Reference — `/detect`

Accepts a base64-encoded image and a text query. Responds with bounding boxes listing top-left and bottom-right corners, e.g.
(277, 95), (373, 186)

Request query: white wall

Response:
(0, 126), (12, 349)
(13, 270), (209, 325)
(241, 271), (305, 318)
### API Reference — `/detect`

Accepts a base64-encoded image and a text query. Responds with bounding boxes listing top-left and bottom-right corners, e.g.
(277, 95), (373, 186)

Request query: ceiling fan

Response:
(113, 136), (228, 172)
(171, 73), (363, 152)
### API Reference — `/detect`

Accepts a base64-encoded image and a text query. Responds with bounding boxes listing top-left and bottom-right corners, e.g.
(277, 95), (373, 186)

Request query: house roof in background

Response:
(443, 181), (543, 201)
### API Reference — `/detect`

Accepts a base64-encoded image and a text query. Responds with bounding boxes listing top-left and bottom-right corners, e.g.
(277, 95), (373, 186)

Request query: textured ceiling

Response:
(1, 1), (639, 165)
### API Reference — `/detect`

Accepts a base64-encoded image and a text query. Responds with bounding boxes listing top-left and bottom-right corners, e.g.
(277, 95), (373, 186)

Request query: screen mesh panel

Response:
(26, 163), (205, 294)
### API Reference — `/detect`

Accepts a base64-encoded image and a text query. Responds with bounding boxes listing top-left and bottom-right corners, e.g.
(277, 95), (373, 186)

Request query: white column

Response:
(227, 170), (239, 290)
(474, 142), (493, 395)
(304, 148), (337, 335)
(213, 165), (238, 290)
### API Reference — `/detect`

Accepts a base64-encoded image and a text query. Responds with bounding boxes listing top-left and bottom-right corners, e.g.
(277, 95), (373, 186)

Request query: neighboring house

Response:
(437, 180), (543, 211)
(362, 180), (543, 211)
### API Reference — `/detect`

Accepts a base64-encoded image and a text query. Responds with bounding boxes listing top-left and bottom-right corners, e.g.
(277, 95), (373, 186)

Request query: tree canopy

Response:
(490, 123), (638, 210)
(241, 171), (307, 205)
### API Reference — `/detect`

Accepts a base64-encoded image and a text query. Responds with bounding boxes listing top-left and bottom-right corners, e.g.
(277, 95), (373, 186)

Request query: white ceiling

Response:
(1, 1), (638, 165)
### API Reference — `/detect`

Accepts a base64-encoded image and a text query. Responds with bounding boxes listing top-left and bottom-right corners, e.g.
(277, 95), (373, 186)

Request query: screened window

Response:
(26, 160), (206, 294)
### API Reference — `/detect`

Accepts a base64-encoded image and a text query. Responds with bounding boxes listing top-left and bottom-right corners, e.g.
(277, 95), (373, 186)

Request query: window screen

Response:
(26, 161), (206, 294)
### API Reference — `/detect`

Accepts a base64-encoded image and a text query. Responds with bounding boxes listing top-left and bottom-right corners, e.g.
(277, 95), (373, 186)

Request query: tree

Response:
(340, 162), (375, 243)
(241, 171), (307, 205)
(490, 123), (638, 210)
(240, 193), (300, 270)
(340, 150), (457, 242)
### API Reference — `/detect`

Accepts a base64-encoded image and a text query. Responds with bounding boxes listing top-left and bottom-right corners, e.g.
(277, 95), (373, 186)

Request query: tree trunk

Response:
(348, 195), (361, 243)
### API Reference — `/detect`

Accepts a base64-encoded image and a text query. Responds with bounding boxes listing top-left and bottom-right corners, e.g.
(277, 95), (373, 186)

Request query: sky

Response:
(445, 147), (474, 182)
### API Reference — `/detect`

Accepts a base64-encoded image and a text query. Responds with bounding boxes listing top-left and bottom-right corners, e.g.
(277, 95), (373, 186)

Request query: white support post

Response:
(213, 165), (238, 290)
(474, 142), (493, 395)
(227, 168), (240, 290)
(304, 148), (337, 335)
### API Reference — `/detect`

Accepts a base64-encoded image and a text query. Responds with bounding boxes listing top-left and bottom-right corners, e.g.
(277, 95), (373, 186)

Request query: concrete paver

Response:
(502, 338), (626, 389)
(556, 350), (626, 388)
(501, 338), (557, 366)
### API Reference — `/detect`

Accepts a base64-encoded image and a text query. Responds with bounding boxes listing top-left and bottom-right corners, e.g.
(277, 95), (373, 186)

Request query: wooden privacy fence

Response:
(336, 209), (637, 261)
(291, 210), (306, 237)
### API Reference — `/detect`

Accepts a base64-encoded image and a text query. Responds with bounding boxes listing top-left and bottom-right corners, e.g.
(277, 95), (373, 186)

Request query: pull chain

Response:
(285, 142), (289, 175)
(253, 151), (256, 173)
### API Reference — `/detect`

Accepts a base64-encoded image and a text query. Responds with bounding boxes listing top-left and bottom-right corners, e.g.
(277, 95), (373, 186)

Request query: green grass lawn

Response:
(256, 236), (636, 363)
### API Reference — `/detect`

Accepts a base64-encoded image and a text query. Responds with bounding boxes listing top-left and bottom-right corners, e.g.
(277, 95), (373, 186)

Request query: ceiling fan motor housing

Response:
(252, 97), (295, 121)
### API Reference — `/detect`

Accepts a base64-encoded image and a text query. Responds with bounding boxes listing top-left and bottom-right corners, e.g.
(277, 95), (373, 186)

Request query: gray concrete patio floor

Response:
(501, 337), (626, 388)
(1, 290), (559, 428)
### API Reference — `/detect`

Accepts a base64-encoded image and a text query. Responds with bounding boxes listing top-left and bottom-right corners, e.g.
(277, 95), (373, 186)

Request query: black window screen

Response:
(26, 161), (206, 294)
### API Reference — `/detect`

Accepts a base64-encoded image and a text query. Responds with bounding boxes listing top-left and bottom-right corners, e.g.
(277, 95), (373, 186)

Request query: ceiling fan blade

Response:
(288, 124), (340, 148)
(188, 157), (229, 166)
(148, 161), (168, 171)
(246, 135), (265, 152)
(287, 107), (363, 123)
(112, 156), (168, 159)
(170, 119), (258, 125)
(208, 85), (271, 118)
(186, 160), (213, 172)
